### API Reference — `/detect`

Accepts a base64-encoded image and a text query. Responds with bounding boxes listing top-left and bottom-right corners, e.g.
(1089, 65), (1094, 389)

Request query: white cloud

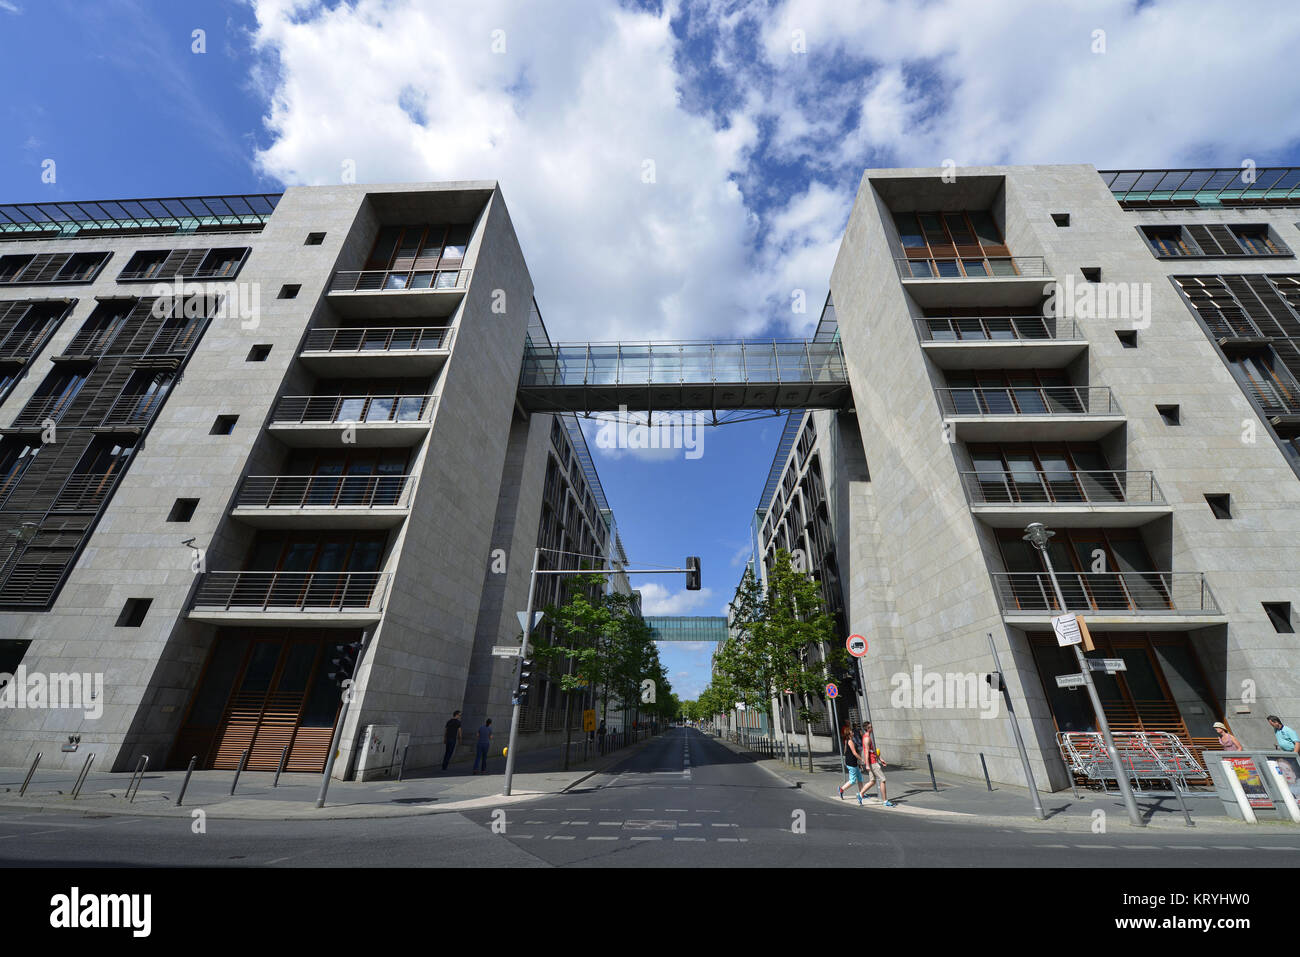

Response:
(634, 581), (716, 615)
(0, 1), (21, 14)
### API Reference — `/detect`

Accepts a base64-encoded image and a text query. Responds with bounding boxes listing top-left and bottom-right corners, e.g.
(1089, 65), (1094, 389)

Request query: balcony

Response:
(231, 474), (414, 529)
(268, 393), (436, 447)
(937, 386), (1125, 441)
(991, 571), (1224, 630)
(916, 316), (1087, 369)
(49, 474), (116, 513)
(896, 256), (1051, 309)
(298, 325), (454, 376)
(961, 470), (1170, 527)
(327, 268), (470, 320)
(189, 570), (390, 626)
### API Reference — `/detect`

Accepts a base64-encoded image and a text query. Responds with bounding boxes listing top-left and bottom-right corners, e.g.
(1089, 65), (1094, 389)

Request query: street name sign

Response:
(1055, 673), (1086, 688)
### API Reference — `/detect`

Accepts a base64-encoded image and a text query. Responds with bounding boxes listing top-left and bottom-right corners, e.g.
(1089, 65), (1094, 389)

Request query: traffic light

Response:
(844, 667), (860, 696)
(327, 639), (363, 687)
(986, 672), (1002, 692)
(685, 556), (701, 591)
(514, 655), (533, 703)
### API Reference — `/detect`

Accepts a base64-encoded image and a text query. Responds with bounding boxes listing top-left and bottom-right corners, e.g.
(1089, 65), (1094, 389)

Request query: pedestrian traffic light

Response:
(327, 639), (363, 687)
(986, 672), (1002, 692)
(686, 556), (701, 590)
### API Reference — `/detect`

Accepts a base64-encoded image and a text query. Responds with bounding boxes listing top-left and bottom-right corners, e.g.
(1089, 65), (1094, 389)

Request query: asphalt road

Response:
(1, 729), (1297, 868)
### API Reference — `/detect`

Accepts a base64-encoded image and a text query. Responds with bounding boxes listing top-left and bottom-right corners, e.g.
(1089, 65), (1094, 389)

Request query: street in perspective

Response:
(2, 0), (1299, 942)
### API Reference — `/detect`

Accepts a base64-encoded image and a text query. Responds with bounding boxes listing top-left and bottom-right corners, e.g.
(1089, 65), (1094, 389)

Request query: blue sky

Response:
(4, 0), (1300, 700)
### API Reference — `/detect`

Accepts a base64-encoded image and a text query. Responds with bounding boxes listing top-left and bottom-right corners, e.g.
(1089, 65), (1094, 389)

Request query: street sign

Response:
(846, 634), (868, 658)
(491, 645), (523, 658)
(826, 683), (838, 699)
(1052, 613), (1082, 647)
(1087, 658), (1128, 672)
(1055, 673), (1086, 688)
(582, 709), (597, 732)
(735, 702), (745, 711)
(516, 611), (544, 633)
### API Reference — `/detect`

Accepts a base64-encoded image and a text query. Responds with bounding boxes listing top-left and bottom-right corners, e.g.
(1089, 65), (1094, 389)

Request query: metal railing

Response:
(235, 474), (414, 510)
(271, 393), (436, 425)
(990, 571), (1220, 615)
(937, 385), (1119, 416)
(961, 470), (1163, 505)
(520, 339), (848, 387)
(51, 474), (117, 512)
(897, 256), (1048, 279)
(303, 325), (454, 354)
(328, 268), (471, 293)
(916, 315), (1081, 342)
(99, 392), (166, 428)
(192, 570), (391, 614)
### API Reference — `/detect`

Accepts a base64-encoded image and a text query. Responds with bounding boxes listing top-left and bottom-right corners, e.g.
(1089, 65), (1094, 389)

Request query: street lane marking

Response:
(598, 821), (621, 826)
(680, 823), (702, 827)
(630, 837), (662, 841)
(674, 837), (704, 842)
(587, 836), (618, 841)
(266, 857), (291, 865)
(666, 808), (688, 812)
(547, 835), (575, 840)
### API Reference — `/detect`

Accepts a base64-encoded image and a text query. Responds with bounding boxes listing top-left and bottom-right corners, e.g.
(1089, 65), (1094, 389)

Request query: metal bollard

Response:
(71, 753), (95, 800)
(176, 756), (197, 807)
(273, 746), (290, 788)
(19, 752), (41, 796)
(230, 749), (250, 795)
(397, 745), (409, 783)
(127, 755), (150, 803)
(979, 752), (993, 791)
(927, 753), (938, 792)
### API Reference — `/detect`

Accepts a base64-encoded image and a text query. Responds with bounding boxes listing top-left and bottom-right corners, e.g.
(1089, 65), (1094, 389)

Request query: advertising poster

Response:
(1272, 755), (1300, 802)
(1223, 755), (1274, 809)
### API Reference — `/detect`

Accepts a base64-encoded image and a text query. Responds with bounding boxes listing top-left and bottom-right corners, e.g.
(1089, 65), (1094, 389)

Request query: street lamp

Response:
(1023, 522), (1144, 828)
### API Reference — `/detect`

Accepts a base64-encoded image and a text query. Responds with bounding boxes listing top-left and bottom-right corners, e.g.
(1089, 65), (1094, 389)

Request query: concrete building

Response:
(753, 165), (1300, 790)
(0, 183), (624, 777)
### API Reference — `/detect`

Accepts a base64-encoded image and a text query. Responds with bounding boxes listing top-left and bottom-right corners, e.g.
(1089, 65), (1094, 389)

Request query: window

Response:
(24, 368), (89, 423)
(1156, 404), (1180, 425)
(1143, 226), (1192, 257)
(1228, 352), (1300, 413)
(305, 232), (326, 246)
(278, 284), (300, 299)
(197, 248), (246, 278)
(1230, 226), (1281, 256)
(122, 250), (169, 280)
(109, 371), (173, 425)
(167, 498), (199, 522)
(115, 597), (152, 627)
(247, 344), (272, 362)
(68, 301), (132, 356)
(1263, 602), (1295, 634)
(210, 414), (238, 435)
(1051, 213), (1070, 227)
(894, 210), (1013, 276)
(1115, 330), (1138, 348)
(54, 253), (107, 282)
(0, 255), (33, 282)
(1080, 267), (1101, 282)
(0, 440), (40, 503)
(1204, 493), (1232, 520)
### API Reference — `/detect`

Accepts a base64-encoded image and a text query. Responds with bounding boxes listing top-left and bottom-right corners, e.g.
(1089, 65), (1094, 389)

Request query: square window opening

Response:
(1263, 601), (1294, 634)
(247, 344), (272, 362)
(1051, 213), (1070, 227)
(1081, 267), (1101, 282)
(278, 284), (301, 300)
(1115, 330), (1138, 348)
(167, 497), (199, 522)
(1156, 404), (1180, 426)
(210, 414), (238, 435)
(305, 232), (326, 246)
(1204, 493), (1232, 520)
(115, 597), (152, 627)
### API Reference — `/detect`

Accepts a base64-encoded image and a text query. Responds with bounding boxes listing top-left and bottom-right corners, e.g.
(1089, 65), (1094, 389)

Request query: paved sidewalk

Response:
(711, 733), (1300, 835)
(0, 733), (661, 821)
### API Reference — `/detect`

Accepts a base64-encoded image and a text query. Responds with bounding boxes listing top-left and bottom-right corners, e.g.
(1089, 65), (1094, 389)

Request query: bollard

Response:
(927, 753), (938, 792)
(397, 745), (409, 783)
(230, 749), (250, 795)
(19, 752), (41, 796)
(176, 756), (197, 807)
(273, 746), (290, 788)
(127, 755), (150, 803)
(71, 753), (95, 800)
(979, 752), (993, 792)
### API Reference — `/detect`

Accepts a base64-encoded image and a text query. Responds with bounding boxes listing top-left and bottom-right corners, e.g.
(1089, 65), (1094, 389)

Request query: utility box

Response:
(355, 724), (398, 781)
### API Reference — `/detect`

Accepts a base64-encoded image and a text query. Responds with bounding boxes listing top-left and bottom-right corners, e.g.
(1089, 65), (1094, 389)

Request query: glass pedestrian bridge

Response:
(643, 616), (730, 643)
(517, 339), (852, 413)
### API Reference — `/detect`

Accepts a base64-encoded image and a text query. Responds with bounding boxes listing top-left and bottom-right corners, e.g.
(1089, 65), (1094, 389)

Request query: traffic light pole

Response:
(501, 549), (700, 797)
(316, 629), (371, 809)
(986, 631), (1045, 820)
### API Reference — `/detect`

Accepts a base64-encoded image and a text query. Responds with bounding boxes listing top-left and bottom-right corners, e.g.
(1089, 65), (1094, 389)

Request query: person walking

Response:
(858, 720), (895, 807)
(1213, 721), (1243, 751)
(1268, 715), (1300, 753)
(441, 710), (463, 770)
(473, 718), (493, 774)
(597, 719), (607, 755)
(837, 723), (868, 804)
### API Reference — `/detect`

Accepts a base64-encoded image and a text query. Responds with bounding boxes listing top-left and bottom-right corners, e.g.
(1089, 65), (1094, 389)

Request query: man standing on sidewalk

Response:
(442, 710), (463, 771)
(858, 721), (895, 807)
(473, 718), (494, 774)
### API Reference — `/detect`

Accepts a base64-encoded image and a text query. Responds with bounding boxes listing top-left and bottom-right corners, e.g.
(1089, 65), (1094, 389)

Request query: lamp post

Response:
(1023, 522), (1144, 828)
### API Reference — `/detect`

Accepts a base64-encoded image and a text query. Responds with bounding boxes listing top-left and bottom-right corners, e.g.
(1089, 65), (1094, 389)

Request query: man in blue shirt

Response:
(473, 718), (494, 774)
(1268, 715), (1300, 753)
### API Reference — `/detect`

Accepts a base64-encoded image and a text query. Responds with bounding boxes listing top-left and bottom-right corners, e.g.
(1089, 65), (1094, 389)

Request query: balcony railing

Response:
(897, 256), (1048, 279)
(271, 394), (436, 425)
(302, 326), (454, 354)
(235, 474), (414, 510)
(99, 392), (166, 428)
(917, 316), (1082, 343)
(192, 571), (390, 614)
(329, 268), (471, 293)
(961, 470), (1162, 506)
(50, 474), (117, 512)
(937, 386), (1119, 416)
(521, 340), (847, 387)
(991, 572), (1220, 616)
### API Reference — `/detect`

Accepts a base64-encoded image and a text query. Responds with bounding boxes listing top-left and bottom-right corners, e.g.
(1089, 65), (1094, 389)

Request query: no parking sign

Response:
(826, 683), (838, 698)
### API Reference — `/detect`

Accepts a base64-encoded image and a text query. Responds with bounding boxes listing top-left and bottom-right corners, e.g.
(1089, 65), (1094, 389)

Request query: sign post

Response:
(846, 634), (870, 725)
(985, 632), (1045, 820)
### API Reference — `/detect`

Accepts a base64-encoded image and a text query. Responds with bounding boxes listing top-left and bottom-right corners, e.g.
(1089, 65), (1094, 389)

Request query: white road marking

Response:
(630, 836), (662, 841)
(587, 836), (618, 841)
(674, 837), (705, 842)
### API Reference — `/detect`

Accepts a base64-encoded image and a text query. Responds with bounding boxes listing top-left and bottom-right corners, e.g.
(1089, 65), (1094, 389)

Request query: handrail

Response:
(990, 571), (1220, 614)
(303, 325), (454, 353)
(271, 393), (436, 425)
(192, 570), (391, 613)
(937, 385), (1119, 416)
(960, 469), (1163, 505)
(896, 255), (1048, 278)
(916, 315), (1082, 342)
(235, 474), (414, 510)
(329, 268), (471, 293)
